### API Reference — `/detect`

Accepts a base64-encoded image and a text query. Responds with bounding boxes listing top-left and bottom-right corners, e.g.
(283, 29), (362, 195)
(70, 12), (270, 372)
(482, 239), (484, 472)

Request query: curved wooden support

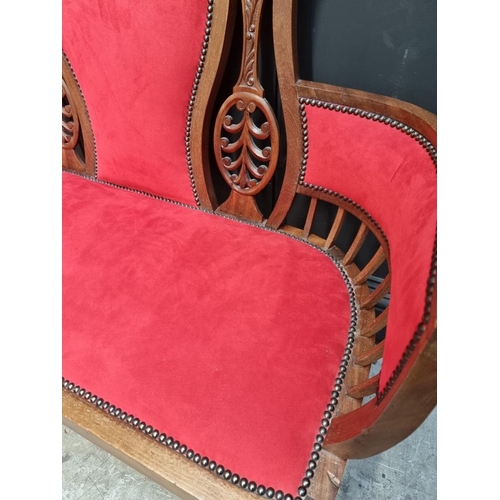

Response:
(266, 0), (300, 229)
(355, 340), (385, 367)
(214, 0), (279, 223)
(346, 374), (380, 400)
(62, 55), (96, 176)
(189, 0), (237, 210)
(353, 247), (385, 286)
(342, 223), (369, 266)
(362, 308), (388, 338)
(63, 391), (258, 500)
(296, 80), (437, 147)
(325, 326), (436, 460)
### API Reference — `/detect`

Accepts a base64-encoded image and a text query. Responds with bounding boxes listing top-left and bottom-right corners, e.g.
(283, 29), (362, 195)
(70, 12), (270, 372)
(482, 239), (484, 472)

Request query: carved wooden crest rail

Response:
(214, 0), (279, 223)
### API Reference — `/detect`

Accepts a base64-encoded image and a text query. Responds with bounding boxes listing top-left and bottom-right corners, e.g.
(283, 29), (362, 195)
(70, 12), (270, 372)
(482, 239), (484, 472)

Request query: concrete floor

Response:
(62, 408), (436, 500)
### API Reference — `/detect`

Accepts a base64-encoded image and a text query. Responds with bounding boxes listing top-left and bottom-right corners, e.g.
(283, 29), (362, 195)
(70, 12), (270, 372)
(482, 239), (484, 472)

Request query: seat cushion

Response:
(63, 172), (353, 494)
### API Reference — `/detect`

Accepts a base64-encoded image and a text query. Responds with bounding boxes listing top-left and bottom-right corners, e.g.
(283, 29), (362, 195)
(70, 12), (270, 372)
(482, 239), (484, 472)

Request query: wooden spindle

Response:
(355, 340), (385, 367)
(353, 247), (385, 286)
(347, 374), (380, 399)
(360, 274), (390, 310)
(343, 223), (368, 265)
(362, 308), (388, 338)
(324, 207), (345, 249)
(302, 197), (318, 238)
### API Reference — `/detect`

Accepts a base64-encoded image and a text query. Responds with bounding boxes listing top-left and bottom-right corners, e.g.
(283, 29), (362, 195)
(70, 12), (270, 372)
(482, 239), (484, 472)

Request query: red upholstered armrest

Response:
(303, 105), (436, 390)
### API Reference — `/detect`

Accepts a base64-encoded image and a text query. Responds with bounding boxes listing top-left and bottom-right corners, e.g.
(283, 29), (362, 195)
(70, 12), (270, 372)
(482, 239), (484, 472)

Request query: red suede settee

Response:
(62, 1), (437, 499)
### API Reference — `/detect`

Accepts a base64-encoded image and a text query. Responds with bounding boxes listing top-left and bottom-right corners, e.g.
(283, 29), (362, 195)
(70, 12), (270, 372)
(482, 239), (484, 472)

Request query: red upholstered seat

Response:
(63, 172), (353, 494)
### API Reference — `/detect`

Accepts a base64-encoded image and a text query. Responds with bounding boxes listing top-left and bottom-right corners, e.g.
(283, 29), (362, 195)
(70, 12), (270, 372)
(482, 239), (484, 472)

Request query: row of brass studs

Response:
(297, 97), (437, 405)
(63, 170), (193, 210)
(377, 237), (437, 402)
(298, 97), (437, 164)
(63, 163), (358, 498)
(62, 51), (98, 177)
(185, 0), (215, 207)
(212, 209), (358, 498)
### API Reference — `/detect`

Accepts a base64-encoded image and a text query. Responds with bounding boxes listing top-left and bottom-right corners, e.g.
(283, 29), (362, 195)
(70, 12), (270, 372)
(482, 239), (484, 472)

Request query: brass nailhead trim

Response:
(185, 0), (215, 207)
(297, 97), (437, 404)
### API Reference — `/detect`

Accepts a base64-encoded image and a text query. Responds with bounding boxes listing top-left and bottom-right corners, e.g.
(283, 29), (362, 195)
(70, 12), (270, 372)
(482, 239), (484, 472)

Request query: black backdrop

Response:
(297, 0), (437, 114)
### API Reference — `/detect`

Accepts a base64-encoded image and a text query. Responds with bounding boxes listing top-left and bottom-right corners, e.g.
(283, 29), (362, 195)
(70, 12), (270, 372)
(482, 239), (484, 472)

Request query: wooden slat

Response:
(303, 197), (318, 238)
(347, 374), (380, 399)
(353, 247), (385, 286)
(355, 340), (385, 367)
(360, 274), (390, 310)
(362, 308), (389, 338)
(324, 207), (345, 249)
(280, 224), (304, 239)
(342, 224), (369, 265)
(325, 329), (437, 459)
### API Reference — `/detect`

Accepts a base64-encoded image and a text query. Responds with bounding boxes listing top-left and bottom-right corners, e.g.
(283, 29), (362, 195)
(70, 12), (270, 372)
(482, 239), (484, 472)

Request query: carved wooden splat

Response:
(62, 55), (96, 176)
(214, 0), (279, 223)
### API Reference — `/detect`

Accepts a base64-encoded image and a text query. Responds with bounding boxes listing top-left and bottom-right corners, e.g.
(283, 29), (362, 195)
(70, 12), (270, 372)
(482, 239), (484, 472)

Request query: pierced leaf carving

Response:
(215, 94), (278, 195)
(213, 0), (279, 198)
(62, 80), (80, 150)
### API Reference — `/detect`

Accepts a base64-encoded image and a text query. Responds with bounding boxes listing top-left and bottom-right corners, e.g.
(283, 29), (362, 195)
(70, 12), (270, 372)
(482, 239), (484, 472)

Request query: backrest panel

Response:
(62, 0), (208, 205)
(303, 105), (436, 389)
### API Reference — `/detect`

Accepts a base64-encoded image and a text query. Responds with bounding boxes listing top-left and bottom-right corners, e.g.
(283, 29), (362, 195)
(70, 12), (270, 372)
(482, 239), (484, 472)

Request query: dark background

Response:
(297, 0), (437, 114)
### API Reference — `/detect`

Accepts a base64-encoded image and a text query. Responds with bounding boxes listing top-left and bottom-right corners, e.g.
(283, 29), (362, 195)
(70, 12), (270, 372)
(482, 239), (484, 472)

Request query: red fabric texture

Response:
(303, 106), (436, 389)
(62, 0), (205, 205)
(62, 173), (351, 493)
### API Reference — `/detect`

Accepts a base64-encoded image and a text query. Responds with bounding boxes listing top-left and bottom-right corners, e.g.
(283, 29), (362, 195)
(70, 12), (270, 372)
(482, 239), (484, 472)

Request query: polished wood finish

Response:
(324, 208), (345, 250)
(362, 309), (388, 339)
(302, 197), (318, 238)
(355, 340), (385, 367)
(190, 0), (237, 210)
(353, 247), (385, 286)
(342, 223), (368, 266)
(266, 0), (301, 229)
(296, 185), (391, 261)
(62, 55), (96, 176)
(306, 450), (346, 500)
(325, 326), (437, 459)
(360, 275), (391, 310)
(346, 374), (380, 399)
(272, 0), (437, 471)
(214, 0), (279, 222)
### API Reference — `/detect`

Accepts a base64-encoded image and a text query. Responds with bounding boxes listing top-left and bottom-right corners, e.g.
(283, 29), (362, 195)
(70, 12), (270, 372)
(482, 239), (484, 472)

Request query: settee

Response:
(62, 1), (437, 499)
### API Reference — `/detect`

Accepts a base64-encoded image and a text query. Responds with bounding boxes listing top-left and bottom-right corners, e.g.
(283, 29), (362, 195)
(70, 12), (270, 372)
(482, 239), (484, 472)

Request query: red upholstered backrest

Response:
(304, 106), (436, 389)
(62, 0), (208, 205)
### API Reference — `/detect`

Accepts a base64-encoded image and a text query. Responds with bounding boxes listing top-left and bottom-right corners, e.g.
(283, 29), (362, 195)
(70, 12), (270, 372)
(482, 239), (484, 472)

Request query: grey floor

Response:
(62, 408), (436, 500)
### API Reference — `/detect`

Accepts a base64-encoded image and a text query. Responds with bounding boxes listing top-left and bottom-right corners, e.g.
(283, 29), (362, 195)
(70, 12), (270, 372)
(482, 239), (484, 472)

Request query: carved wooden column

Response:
(214, 0), (279, 223)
